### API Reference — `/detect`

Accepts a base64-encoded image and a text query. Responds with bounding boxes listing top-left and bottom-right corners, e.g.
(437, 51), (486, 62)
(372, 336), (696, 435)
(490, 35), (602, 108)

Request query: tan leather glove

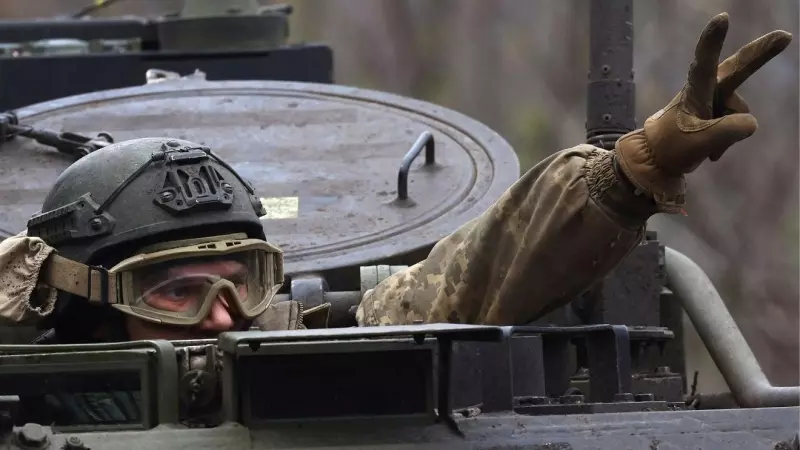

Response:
(615, 12), (792, 213)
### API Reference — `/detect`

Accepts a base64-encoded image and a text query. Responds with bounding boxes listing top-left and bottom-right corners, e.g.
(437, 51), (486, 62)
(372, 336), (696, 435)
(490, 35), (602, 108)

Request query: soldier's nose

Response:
(200, 297), (235, 331)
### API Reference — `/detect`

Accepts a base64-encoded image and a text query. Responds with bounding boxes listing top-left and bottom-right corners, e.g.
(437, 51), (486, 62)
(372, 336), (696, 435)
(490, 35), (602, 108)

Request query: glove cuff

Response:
(584, 149), (658, 227)
(615, 129), (686, 214)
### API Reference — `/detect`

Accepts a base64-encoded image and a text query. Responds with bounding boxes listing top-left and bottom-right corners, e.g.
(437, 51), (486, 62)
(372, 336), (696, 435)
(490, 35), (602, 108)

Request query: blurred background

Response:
(0, 0), (797, 387)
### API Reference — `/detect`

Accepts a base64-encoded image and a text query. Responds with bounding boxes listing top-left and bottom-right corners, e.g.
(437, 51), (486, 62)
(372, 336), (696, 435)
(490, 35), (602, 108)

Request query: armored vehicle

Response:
(0, 1), (797, 448)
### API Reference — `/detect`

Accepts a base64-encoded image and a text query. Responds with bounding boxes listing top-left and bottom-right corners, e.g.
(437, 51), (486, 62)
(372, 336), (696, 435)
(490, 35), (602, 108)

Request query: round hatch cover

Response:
(0, 79), (519, 275)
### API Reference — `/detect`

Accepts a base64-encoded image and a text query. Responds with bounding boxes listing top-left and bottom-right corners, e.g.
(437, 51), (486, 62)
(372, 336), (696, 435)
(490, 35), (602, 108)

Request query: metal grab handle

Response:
(664, 247), (800, 408)
(396, 131), (436, 201)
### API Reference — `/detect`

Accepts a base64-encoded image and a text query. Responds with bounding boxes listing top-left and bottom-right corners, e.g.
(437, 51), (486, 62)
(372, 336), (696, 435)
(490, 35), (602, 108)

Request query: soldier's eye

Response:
(163, 285), (194, 301)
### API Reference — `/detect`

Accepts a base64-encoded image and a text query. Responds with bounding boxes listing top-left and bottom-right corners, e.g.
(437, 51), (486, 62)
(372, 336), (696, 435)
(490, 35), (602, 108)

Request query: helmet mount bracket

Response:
(153, 144), (235, 215)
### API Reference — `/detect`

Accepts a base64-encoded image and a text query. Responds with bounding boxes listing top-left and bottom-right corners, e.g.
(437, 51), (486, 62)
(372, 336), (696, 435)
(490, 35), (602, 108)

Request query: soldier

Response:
(0, 13), (793, 344)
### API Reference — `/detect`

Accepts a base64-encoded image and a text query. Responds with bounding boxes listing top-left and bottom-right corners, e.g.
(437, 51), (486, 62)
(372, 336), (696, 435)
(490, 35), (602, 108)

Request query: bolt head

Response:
(159, 191), (175, 202)
(166, 140), (180, 147)
(16, 423), (48, 447)
(222, 183), (233, 193)
(65, 435), (85, 449)
(89, 217), (103, 230)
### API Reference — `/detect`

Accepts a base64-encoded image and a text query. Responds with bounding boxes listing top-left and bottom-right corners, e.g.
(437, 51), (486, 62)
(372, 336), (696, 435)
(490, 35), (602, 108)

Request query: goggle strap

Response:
(41, 253), (118, 305)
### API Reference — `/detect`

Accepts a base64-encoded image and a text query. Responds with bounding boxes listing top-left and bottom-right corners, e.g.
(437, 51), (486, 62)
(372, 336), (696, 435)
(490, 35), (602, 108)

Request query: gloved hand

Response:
(615, 12), (792, 213)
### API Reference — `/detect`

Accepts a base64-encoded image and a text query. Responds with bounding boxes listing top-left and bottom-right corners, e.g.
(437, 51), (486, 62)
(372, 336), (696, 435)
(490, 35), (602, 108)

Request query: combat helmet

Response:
(27, 137), (284, 342)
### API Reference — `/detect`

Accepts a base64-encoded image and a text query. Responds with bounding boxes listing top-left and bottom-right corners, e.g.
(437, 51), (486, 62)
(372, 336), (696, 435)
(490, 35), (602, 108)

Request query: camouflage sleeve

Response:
(355, 144), (658, 326)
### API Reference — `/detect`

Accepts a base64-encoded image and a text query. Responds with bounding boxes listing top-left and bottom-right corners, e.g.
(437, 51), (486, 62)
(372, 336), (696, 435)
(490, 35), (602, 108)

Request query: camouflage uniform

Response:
(0, 144), (653, 334)
(0, 13), (792, 431)
(356, 14), (793, 329)
(356, 146), (653, 327)
(0, 14), (792, 338)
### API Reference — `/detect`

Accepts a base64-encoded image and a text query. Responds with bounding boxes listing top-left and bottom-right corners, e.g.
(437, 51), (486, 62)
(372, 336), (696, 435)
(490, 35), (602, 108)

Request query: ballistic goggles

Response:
(40, 234), (284, 326)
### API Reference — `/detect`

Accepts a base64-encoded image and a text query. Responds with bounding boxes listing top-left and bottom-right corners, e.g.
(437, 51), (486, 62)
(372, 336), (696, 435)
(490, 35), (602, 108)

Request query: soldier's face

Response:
(124, 259), (249, 341)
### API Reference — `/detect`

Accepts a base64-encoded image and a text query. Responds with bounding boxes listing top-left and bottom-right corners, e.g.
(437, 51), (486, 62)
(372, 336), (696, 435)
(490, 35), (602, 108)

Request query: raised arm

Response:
(356, 145), (653, 326)
(356, 13), (792, 327)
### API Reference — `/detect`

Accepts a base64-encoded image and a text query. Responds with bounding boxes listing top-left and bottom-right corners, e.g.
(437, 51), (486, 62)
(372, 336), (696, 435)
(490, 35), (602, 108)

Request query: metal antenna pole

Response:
(586, 0), (636, 150)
